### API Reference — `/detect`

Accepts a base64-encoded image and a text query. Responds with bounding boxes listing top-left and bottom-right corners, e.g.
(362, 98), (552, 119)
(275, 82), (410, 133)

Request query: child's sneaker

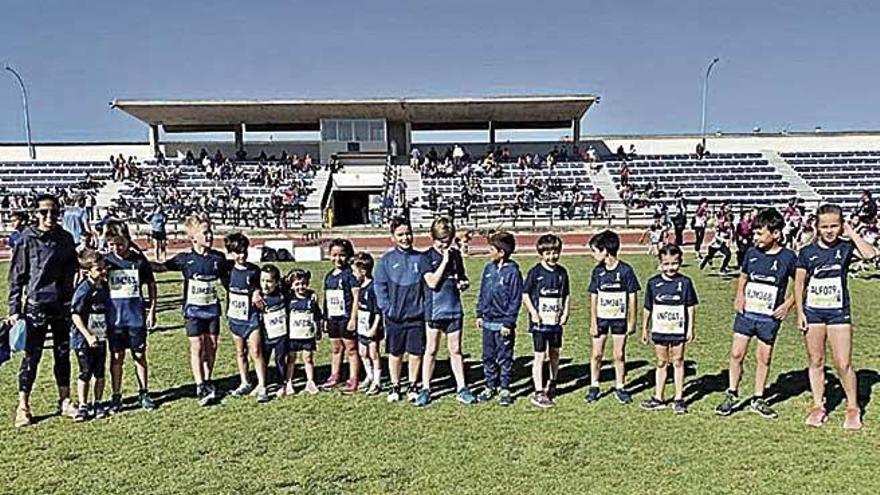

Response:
(73, 404), (90, 423)
(456, 387), (477, 405)
(749, 397), (777, 419)
(406, 384), (420, 402)
(255, 387), (272, 404)
(614, 388), (632, 404)
(139, 390), (158, 411)
(414, 389), (431, 407)
(530, 392), (554, 409)
(342, 377), (359, 394)
(640, 397), (666, 411)
(366, 381), (382, 396)
(197, 383), (212, 407)
(386, 385), (402, 403)
(94, 403), (110, 420)
(304, 381), (320, 395)
(109, 394), (123, 414)
(231, 382), (254, 397)
(14, 404), (33, 428)
(672, 400), (688, 415)
(805, 406), (828, 428)
(497, 389), (513, 407)
(359, 377), (373, 392)
(204, 381), (218, 402)
(546, 380), (558, 401)
(58, 398), (78, 418)
(477, 387), (497, 403)
(584, 386), (600, 403)
(714, 391), (738, 416)
(843, 407), (863, 431)
(319, 374), (339, 390)
(284, 381), (296, 396)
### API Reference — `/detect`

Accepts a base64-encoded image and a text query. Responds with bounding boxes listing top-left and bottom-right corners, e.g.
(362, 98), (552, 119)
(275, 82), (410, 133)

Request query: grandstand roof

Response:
(111, 95), (598, 133)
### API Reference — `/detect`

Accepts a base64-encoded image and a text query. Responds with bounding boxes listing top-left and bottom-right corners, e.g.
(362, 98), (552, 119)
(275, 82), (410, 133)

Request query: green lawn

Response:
(1, 254), (879, 495)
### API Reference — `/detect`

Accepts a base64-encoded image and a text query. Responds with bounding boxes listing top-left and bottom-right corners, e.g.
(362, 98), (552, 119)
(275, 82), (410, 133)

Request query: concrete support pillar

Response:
(234, 122), (246, 151)
(572, 118), (581, 143)
(148, 124), (160, 157)
(404, 121), (412, 157)
(488, 121), (496, 144)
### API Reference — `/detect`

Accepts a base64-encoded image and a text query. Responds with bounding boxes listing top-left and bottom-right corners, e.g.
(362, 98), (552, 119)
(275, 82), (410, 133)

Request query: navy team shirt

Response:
(588, 261), (641, 322)
(70, 278), (110, 350)
(323, 267), (358, 322)
(164, 249), (231, 320)
(373, 247), (426, 323)
(644, 273), (698, 338)
(288, 291), (322, 340)
(105, 249), (155, 331)
(523, 263), (570, 333)
(740, 246), (797, 321)
(357, 280), (381, 337)
(797, 239), (855, 313)
(227, 262), (261, 333)
(261, 289), (289, 342)
(419, 247), (468, 322)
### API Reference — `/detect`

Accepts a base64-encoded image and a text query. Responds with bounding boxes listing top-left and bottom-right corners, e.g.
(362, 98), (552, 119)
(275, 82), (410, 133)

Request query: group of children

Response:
(65, 203), (874, 431)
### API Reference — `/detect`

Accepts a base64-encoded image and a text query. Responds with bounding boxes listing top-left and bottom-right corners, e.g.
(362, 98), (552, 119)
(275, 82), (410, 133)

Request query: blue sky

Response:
(1, 0), (878, 142)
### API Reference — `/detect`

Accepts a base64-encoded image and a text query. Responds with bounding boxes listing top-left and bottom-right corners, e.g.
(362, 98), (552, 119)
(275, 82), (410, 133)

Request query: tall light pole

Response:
(5, 65), (36, 160)
(700, 57), (720, 150)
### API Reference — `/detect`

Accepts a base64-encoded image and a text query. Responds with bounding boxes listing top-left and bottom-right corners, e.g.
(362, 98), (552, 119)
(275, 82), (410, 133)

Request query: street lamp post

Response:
(700, 57), (720, 150)
(5, 65), (36, 160)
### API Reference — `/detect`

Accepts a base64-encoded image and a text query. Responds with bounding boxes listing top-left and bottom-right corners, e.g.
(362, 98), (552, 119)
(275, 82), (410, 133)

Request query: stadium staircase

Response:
(762, 150), (821, 204)
(399, 165), (429, 228)
(96, 180), (131, 213)
(591, 165), (628, 220)
(301, 169), (331, 227)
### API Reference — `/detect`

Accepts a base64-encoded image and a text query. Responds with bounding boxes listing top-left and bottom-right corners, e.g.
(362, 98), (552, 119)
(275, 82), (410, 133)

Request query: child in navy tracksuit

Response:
(259, 264), (290, 396)
(70, 249), (110, 422)
(373, 217), (426, 403)
(476, 231), (523, 406)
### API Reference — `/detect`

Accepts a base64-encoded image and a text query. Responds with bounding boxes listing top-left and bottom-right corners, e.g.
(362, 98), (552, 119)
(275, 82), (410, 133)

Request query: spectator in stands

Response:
(62, 195), (91, 247)
(616, 145), (627, 161)
(149, 204), (168, 262)
(856, 190), (877, 224)
(591, 189), (607, 218)
(671, 202), (688, 247)
(452, 144), (465, 166)
(620, 162), (631, 188)
(627, 144), (637, 160)
(692, 198), (709, 259)
(695, 142), (707, 160)
(587, 145), (597, 163)
(7, 211), (27, 250)
(235, 148), (247, 161)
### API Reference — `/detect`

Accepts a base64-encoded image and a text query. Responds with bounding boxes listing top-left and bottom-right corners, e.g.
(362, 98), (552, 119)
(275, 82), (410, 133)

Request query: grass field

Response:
(1, 253), (879, 495)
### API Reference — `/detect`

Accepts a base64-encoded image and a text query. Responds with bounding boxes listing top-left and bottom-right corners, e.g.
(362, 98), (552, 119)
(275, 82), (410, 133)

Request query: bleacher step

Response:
(762, 150), (821, 203)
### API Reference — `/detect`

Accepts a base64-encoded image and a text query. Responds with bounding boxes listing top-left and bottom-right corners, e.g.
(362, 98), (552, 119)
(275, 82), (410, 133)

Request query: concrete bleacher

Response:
(603, 153), (797, 206)
(0, 161), (109, 194)
(419, 161), (600, 226)
(780, 151), (880, 209)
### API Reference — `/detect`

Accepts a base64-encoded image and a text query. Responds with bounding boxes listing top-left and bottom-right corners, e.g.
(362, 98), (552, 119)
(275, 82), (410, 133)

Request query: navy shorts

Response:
(426, 318), (463, 334)
(326, 319), (357, 340)
(151, 231), (166, 241)
(358, 327), (384, 346)
(385, 319), (426, 356)
(185, 317), (221, 337)
(531, 331), (562, 352)
(804, 308), (852, 326)
(109, 327), (147, 353)
(288, 338), (316, 353)
(596, 319), (627, 336)
(733, 314), (780, 345)
(651, 334), (686, 346)
(229, 322), (259, 340)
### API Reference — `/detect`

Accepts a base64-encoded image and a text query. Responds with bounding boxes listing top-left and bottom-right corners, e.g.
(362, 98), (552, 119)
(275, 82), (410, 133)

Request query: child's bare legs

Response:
(77, 378), (89, 407)
(344, 337), (360, 382)
(422, 328), (442, 391)
(590, 335), (607, 387)
(611, 335), (628, 389)
(94, 377), (105, 403)
(203, 334), (219, 381)
(303, 351), (316, 385)
(670, 343), (685, 401)
(754, 341), (774, 397)
(286, 352), (297, 384)
(407, 354), (422, 387)
(827, 325), (859, 410)
(369, 342), (381, 384)
(247, 332), (267, 389)
(532, 350), (546, 392)
(727, 334), (750, 393)
(388, 354), (403, 386)
(804, 324), (828, 409)
(188, 336), (205, 385)
(447, 331), (466, 391)
(232, 335), (250, 386)
(548, 347), (560, 386)
(329, 337), (343, 379)
(359, 342), (372, 381)
(653, 344), (670, 400)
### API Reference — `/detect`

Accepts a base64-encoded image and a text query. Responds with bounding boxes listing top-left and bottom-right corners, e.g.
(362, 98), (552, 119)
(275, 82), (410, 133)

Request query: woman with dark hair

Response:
(691, 198), (709, 259)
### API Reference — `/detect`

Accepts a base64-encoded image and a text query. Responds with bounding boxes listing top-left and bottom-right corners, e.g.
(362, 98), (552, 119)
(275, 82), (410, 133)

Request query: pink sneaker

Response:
(342, 377), (359, 394)
(843, 407), (863, 431)
(284, 381), (296, 396)
(805, 406), (828, 428)
(319, 375), (339, 390)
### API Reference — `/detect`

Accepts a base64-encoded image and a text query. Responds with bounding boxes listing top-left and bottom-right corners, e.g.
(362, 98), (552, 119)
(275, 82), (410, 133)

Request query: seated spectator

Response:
(235, 148), (247, 161)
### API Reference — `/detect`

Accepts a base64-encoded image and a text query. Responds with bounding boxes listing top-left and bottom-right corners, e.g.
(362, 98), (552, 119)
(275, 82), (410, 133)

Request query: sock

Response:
(373, 367), (382, 385)
(364, 365), (374, 382)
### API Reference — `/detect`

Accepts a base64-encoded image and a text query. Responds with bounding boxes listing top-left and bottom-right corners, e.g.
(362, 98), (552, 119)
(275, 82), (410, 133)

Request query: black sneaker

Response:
(749, 397), (778, 419)
(139, 390), (158, 411)
(109, 394), (123, 414)
(477, 387), (497, 403)
(406, 384), (419, 403)
(74, 404), (90, 423)
(197, 383), (211, 407)
(614, 388), (632, 404)
(205, 381), (218, 402)
(715, 391), (738, 416)
(546, 380), (558, 401)
(584, 386), (600, 403)
(94, 403), (109, 419)
(672, 400), (688, 415)
(640, 396), (666, 411)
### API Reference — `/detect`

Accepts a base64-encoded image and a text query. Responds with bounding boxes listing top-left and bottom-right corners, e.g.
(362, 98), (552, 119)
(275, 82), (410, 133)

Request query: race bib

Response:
(187, 278), (219, 307)
(538, 297), (563, 326)
(264, 307), (288, 339)
(806, 277), (843, 310)
(651, 304), (685, 335)
(597, 291), (626, 319)
(357, 310), (372, 336)
(288, 310), (315, 339)
(109, 269), (140, 299)
(227, 292), (250, 321)
(325, 289), (345, 318)
(744, 282), (778, 317)
(88, 313), (107, 341)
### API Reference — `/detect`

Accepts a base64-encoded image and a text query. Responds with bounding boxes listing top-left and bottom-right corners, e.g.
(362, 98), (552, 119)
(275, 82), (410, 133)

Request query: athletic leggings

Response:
(700, 242), (732, 272)
(693, 227), (706, 253)
(75, 344), (107, 382)
(263, 336), (288, 385)
(18, 310), (71, 393)
(482, 326), (515, 390)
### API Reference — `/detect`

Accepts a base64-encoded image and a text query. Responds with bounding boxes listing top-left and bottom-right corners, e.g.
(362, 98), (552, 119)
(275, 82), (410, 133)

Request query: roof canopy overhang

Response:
(111, 95), (598, 133)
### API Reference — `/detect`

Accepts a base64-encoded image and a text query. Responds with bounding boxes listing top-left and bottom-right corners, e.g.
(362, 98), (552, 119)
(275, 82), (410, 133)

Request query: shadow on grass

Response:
(682, 369), (728, 407)
(627, 361), (698, 398)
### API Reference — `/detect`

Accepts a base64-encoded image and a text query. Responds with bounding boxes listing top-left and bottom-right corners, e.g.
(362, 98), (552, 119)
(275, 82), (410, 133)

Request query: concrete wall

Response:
(163, 141), (319, 160)
(412, 140), (609, 158)
(601, 133), (880, 155)
(0, 143), (154, 161)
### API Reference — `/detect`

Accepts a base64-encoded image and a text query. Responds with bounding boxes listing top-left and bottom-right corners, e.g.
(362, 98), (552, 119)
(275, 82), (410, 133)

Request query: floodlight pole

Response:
(700, 57), (720, 149)
(5, 65), (36, 160)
